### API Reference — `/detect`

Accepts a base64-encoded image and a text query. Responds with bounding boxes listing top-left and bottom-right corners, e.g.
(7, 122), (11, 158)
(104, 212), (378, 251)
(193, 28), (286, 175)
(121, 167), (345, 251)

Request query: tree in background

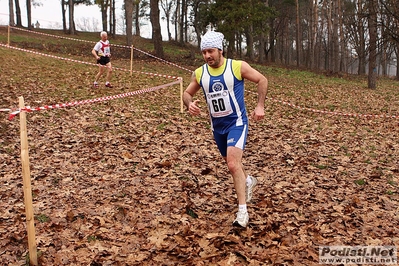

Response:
(367, 0), (377, 89)
(150, 0), (164, 57)
(6, 0), (399, 79)
(9, 0), (15, 26)
(110, 0), (116, 35)
(201, 0), (273, 61)
(267, 0), (295, 65)
(26, 0), (32, 29)
(190, 0), (212, 49)
(124, 0), (148, 45)
(14, 0), (22, 27)
(124, 0), (134, 45)
(68, 0), (75, 34)
(95, 0), (109, 32)
(380, 0), (399, 80)
(160, 0), (174, 41)
(60, 0), (92, 34)
(134, 0), (146, 37)
(179, 0), (188, 43)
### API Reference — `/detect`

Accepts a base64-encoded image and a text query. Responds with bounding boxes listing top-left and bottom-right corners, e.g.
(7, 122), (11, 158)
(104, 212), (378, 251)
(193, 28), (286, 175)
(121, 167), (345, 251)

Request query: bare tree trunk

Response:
(26, 0), (32, 29)
(109, 0), (113, 35)
(381, 40), (387, 76)
(295, 0), (300, 67)
(15, 0), (22, 27)
(326, 0), (333, 71)
(100, 0), (109, 31)
(316, 1), (323, 70)
(287, 30), (293, 65)
(179, 0), (186, 44)
(311, 0), (319, 69)
(150, 0), (164, 58)
(61, 0), (67, 33)
(161, 0), (172, 41)
(357, 0), (366, 75)
(237, 32), (242, 58)
(338, 0), (346, 72)
(309, 0), (318, 70)
(367, 0), (377, 89)
(280, 20), (289, 65)
(175, 0), (179, 41)
(396, 47), (399, 80)
(184, 0), (188, 43)
(227, 32), (235, 58)
(269, 16), (277, 63)
(134, 0), (140, 36)
(245, 25), (254, 61)
(332, 0), (339, 72)
(9, 0), (15, 26)
(68, 0), (75, 34)
(258, 32), (266, 64)
(113, 0), (116, 35)
(125, 0), (134, 45)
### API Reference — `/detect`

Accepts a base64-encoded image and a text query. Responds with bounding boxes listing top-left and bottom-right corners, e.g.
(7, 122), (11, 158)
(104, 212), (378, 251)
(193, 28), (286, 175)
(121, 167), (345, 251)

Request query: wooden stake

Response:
(130, 45), (134, 76)
(19, 97), (38, 266)
(180, 78), (184, 113)
(8, 24), (10, 47)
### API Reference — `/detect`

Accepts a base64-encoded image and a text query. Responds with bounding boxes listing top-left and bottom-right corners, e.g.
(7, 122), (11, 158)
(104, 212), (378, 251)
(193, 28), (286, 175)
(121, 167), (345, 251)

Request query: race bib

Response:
(103, 46), (110, 56)
(206, 90), (232, 117)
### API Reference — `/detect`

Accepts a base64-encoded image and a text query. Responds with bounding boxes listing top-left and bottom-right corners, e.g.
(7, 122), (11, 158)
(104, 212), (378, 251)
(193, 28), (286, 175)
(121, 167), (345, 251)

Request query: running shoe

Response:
(246, 175), (258, 202)
(105, 83), (113, 88)
(233, 210), (249, 228)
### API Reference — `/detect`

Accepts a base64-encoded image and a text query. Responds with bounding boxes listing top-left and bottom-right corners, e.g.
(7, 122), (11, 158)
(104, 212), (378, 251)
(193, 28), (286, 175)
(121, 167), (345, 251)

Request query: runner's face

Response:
(202, 48), (223, 68)
(101, 34), (108, 41)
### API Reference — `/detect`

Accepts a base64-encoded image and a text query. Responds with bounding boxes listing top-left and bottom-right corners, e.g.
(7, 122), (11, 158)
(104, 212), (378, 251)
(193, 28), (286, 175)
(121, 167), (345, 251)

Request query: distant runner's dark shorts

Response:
(97, 56), (110, 65)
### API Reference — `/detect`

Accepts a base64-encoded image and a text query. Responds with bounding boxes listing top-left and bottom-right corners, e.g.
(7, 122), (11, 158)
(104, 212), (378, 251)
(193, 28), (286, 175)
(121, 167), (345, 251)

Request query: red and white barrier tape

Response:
(133, 46), (194, 73)
(0, 43), (181, 80)
(9, 26), (195, 73)
(10, 26), (92, 43)
(4, 28), (398, 120)
(266, 96), (398, 119)
(7, 79), (182, 120)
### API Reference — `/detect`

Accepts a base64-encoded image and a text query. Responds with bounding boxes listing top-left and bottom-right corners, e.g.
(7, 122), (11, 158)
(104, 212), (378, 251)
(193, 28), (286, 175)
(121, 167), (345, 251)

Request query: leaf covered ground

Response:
(0, 27), (399, 265)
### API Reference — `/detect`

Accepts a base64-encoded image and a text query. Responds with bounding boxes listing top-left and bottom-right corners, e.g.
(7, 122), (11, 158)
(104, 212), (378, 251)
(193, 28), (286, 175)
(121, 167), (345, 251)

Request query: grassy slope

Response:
(0, 26), (399, 265)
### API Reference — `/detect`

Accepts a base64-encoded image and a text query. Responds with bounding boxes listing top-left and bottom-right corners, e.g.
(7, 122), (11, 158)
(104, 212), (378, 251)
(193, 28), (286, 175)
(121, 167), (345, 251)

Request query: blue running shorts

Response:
(213, 124), (248, 157)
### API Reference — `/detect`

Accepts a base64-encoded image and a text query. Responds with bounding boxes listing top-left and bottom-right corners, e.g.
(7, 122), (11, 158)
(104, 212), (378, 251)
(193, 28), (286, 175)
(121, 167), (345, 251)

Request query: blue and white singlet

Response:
(195, 58), (247, 134)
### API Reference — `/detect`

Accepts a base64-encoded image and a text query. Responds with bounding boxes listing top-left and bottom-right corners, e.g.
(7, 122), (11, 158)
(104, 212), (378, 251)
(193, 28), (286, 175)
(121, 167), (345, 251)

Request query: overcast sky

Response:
(0, 0), (156, 38)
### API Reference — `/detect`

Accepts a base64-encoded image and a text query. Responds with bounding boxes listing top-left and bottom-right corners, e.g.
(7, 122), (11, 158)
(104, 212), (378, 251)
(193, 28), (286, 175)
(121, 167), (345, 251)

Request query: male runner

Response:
(183, 31), (268, 227)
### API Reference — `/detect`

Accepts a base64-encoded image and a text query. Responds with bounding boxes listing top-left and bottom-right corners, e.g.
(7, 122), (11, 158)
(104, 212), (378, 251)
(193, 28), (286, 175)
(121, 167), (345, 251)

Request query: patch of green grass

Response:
(25, 250), (43, 266)
(87, 235), (97, 242)
(36, 213), (50, 223)
(157, 123), (167, 130)
(186, 207), (198, 219)
(326, 104), (336, 111)
(354, 179), (366, 186)
(315, 164), (328, 170)
(92, 125), (104, 132)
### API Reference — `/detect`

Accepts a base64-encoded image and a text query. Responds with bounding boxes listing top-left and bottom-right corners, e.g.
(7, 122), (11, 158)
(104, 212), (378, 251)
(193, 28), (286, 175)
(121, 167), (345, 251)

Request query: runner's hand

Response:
(188, 100), (201, 116)
(251, 106), (265, 121)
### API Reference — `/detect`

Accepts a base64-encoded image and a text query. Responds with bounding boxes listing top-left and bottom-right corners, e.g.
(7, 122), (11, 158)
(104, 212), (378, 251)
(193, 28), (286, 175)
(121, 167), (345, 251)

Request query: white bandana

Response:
(200, 31), (224, 51)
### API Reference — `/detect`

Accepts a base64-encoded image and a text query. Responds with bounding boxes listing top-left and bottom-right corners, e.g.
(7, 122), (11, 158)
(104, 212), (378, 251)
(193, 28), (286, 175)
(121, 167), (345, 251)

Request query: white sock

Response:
(246, 175), (252, 186)
(94, 81), (98, 84)
(238, 204), (247, 213)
